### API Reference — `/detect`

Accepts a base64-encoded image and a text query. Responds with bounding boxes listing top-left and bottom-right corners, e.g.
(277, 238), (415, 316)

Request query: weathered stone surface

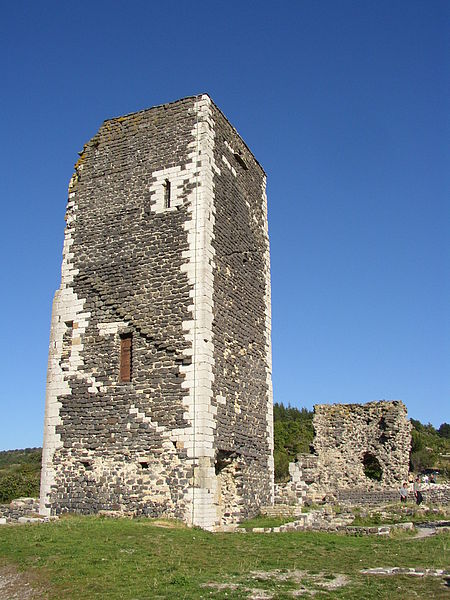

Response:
(361, 567), (449, 577)
(40, 95), (273, 529)
(0, 498), (43, 523)
(17, 517), (44, 524)
(312, 401), (412, 490)
(337, 483), (450, 506)
(276, 401), (413, 506)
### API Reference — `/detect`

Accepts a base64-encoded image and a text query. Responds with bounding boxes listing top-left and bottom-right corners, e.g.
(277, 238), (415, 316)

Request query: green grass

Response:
(0, 516), (449, 599)
(350, 504), (450, 526)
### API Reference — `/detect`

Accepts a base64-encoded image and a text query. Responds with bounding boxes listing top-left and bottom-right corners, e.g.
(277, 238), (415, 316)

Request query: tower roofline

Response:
(102, 94), (266, 176)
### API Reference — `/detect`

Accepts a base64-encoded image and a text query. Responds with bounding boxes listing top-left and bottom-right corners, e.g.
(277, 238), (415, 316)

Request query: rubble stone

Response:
(276, 401), (413, 505)
(312, 401), (412, 490)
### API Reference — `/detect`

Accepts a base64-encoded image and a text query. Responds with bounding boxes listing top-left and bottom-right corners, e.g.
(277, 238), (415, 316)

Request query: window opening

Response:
(362, 452), (383, 481)
(215, 449), (237, 475)
(164, 179), (171, 208)
(60, 321), (74, 370)
(139, 462), (149, 469)
(233, 152), (248, 170)
(119, 333), (132, 382)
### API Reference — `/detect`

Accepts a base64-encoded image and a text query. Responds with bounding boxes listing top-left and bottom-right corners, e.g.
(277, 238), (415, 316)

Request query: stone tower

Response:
(40, 94), (273, 529)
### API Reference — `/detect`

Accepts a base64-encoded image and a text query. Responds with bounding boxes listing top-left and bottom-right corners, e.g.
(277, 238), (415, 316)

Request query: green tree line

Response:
(410, 419), (450, 475)
(273, 402), (314, 481)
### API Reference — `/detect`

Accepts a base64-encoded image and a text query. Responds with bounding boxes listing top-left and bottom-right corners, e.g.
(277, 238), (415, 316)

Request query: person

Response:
(400, 482), (408, 503)
(422, 473), (429, 484)
(413, 476), (423, 505)
(430, 473), (436, 484)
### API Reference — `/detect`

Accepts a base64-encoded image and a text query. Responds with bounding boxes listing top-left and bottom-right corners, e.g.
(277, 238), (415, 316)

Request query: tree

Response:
(438, 423), (450, 439)
(273, 403), (314, 481)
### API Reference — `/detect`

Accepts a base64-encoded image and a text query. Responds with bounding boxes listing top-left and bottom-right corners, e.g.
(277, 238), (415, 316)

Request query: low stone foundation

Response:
(260, 504), (305, 519)
(337, 484), (450, 507)
(345, 522), (414, 536)
(0, 498), (44, 523)
(237, 520), (415, 535)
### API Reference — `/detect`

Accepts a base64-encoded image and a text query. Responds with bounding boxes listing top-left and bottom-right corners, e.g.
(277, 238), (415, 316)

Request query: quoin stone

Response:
(40, 94), (274, 529)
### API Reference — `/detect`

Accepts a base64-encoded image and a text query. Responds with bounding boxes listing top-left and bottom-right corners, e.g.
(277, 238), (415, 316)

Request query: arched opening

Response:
(362, 452), (383, 481)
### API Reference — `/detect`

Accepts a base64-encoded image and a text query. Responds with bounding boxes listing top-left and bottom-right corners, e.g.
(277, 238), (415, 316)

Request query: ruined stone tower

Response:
(40, 94), (274, 529)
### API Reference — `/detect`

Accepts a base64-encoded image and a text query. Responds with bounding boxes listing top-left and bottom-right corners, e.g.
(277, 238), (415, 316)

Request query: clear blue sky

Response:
(0, 1), (448, 450)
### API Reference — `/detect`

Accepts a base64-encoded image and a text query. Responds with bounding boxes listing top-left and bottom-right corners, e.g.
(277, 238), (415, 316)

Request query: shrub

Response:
(362, 452), (383, 481)
(0, 469), (40, 503)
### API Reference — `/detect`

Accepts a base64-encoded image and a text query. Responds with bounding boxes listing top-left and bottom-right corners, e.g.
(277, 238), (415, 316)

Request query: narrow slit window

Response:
(119, 333), (132, 382)
(164, 179), (171, 208)
(233, 152), (248, 170)
(61, 321), (74, 367)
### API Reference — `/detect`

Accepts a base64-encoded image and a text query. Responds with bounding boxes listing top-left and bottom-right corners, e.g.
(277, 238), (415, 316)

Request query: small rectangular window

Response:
(120, 333), (132, 382)
(164, 179), (171, 209)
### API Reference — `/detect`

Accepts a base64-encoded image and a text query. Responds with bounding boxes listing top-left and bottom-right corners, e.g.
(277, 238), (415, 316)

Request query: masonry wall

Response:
(275, 401), (412, 506)
(40, 95), (273, 528)
(209, 103), (274, 522)
(312, 401), (412, 490)
(336, 484), (450, 506)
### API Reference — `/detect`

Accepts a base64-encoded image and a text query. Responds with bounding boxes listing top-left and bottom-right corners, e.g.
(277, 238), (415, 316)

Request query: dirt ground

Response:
(0, 565), (47, 600)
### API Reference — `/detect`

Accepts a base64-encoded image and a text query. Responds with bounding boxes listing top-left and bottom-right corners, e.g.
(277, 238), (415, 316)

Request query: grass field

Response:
(0, 516), (448, 599)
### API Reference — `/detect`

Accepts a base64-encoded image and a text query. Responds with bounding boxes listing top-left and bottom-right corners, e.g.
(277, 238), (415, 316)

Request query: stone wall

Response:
(209, 102), (274, 522)
(276, 401), (412, 505)
(337, 484), (450, 506)
(0, 498), (40, 523)
(41, 95), (273, 529)
(312, 401), (411, 491)
(273, 458), (312, 505)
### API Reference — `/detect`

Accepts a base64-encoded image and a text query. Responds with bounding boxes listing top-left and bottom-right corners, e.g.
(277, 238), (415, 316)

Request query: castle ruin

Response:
(278, 401), (412, 505)
(40, 94), (274, 529)
(311, 401), (412, 490)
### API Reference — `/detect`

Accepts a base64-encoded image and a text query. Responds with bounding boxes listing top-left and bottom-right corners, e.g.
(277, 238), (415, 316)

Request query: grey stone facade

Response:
(40, 95), (273, 529)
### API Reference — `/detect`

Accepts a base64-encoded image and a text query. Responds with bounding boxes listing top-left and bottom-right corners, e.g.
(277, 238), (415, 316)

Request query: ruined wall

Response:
(275, 401), (412, 506)
(40, 95), (273, 529)
(312, 401), (412, 490)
